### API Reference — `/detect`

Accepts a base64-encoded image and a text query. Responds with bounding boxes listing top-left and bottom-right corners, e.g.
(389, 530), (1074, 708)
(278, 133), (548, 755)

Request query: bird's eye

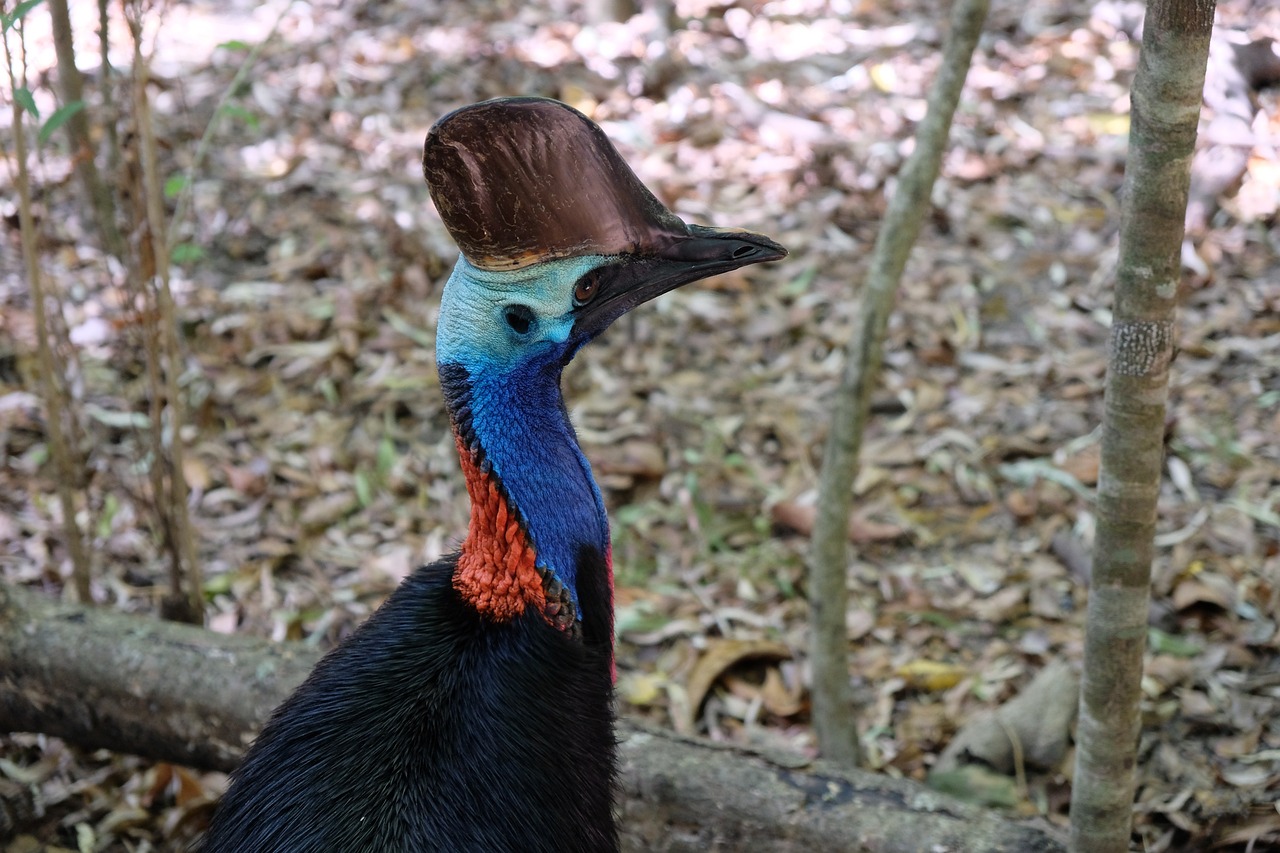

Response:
(574, 274), (600, 306)
(504, 305), (535, 336)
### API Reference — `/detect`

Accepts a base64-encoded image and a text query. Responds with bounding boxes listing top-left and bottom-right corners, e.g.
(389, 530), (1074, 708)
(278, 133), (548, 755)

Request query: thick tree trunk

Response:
(1068, 1), (1216, 852)
(0, 582), (1064, 852)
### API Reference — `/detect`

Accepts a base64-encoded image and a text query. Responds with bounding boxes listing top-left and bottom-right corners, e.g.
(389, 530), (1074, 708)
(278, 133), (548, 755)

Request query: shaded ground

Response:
(1, 0), (1278, 850)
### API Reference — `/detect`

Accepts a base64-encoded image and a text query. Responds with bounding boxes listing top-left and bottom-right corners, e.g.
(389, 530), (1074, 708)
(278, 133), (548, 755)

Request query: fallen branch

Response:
(0, 582), (1065, 852)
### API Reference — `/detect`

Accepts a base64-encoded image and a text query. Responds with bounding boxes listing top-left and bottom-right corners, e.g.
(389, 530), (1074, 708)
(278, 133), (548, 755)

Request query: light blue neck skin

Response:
(436, 255), (616, 615)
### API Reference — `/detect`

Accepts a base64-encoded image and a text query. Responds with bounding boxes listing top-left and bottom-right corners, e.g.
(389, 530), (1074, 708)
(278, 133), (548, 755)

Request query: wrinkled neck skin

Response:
(436, 256), (613, 635)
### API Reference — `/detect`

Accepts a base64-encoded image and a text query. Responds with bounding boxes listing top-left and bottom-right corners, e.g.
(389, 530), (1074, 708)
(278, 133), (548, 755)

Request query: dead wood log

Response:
(0, 582), (1065, 852)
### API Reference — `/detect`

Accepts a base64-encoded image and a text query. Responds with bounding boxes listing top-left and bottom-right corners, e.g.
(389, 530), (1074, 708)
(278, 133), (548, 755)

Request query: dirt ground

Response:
(1, 0), (1278, 850)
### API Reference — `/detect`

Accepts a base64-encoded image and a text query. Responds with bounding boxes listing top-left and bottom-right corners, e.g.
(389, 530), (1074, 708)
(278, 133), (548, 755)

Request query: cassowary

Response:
(201, 97), (786, 852)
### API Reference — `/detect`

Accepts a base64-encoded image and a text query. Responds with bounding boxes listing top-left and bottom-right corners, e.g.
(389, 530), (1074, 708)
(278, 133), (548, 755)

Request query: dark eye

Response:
(574, 273), (600, 306)
(504, 305), (534, 335)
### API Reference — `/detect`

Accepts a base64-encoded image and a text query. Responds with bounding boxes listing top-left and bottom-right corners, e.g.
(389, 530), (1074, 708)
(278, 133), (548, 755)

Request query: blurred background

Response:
(1, 0), (1277, 849)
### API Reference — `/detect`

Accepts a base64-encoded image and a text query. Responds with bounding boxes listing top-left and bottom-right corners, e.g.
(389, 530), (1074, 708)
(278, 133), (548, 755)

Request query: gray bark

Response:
(1068, 1), (1217, 851)
(808, 0), (989, 767)
(0, 582), (1065, 852)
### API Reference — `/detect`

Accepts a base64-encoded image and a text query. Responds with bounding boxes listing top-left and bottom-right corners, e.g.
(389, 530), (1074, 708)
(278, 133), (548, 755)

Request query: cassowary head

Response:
(422, 97), (785, 629)
(423, 97), (786, 371)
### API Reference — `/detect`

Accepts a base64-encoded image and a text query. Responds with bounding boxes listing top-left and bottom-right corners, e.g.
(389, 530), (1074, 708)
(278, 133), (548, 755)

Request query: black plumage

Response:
(202, 551), (616, 852)
(201, 97), (784, 852)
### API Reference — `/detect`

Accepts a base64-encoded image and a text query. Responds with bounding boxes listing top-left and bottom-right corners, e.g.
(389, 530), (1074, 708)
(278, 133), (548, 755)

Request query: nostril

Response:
(731, 244), (755, 259)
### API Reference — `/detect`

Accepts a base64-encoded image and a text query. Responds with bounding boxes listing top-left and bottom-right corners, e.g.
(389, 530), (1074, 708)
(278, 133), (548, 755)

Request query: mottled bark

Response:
(0, 582), (307, 770)
(1068, 1), (1216, 851)
(0, 582), (1066, 852)
(808, 0), (989, 766)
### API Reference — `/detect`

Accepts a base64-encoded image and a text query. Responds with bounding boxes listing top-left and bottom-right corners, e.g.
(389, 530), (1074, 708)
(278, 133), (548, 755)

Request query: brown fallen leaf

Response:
(769, 500), (906, 543)
(589, 439), (666, 478)
(182, 456), (212, 492)
(846, 608), (876, 641)
(684, 638), (793, 732)
(1214, 813), (1280, 848)
(1004, 488), (1037, 520)
(298, 491), (358, 532)
(759, 667), (805, 717)
(1057, 444), (1100, 485)
(721, 668), (806, 720)
(224, 458), (270, 496)
(1172, 574), (1236, 611)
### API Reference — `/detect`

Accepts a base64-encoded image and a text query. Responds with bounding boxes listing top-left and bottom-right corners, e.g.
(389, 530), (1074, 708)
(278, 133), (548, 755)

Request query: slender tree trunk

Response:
(46, 0), (123, 257)
(122, 12), (203, 624)
(97, 0), (121, 176)
(1068, 2), (1216, 851)
(808, 0), (989, 766)
(3, 23), (94, 604)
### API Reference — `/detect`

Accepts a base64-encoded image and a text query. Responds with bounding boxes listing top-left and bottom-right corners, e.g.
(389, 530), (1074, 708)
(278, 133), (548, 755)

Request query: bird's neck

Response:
(439, 359), (612, 634)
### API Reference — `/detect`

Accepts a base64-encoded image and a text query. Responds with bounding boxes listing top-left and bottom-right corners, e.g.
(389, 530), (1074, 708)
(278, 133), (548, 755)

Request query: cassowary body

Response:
(202, 97), (784, 852)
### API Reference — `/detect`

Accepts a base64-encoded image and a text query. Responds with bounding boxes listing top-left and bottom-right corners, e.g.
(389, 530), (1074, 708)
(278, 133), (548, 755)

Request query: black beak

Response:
(571, 225), (787, 341)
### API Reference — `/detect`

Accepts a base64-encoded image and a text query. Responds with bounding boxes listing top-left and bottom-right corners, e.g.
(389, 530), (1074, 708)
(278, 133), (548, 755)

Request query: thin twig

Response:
(126, 2), (202, 622)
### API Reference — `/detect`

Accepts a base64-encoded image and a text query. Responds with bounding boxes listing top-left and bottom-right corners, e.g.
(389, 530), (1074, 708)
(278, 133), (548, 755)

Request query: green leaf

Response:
(84, 404), (151, 431)
(317, 375), (338, 406)
(38, 100), (84, 144)
(3, 0), (44, 33)
(96, 493), (120, 539)
(13, 87), (38, 119)
(218, 103), (259, 129)
(383, 309), (434, 349)
(164, 174), (189, 199)
(171, 242), (206, 264)
(203, 572), (233, 596)
(1148, 627), (1202, 658)
(217, 39), (252, 52)
(376, 435), (397, 479)
(354, 470), (372, 507)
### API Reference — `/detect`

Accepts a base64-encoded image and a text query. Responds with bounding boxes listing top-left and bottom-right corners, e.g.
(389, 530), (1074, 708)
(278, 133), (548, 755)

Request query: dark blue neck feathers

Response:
(439, 357), (609, 619)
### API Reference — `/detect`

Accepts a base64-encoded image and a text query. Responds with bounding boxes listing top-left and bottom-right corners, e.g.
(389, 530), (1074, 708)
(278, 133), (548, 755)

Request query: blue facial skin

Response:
(436, 255), (617, 615)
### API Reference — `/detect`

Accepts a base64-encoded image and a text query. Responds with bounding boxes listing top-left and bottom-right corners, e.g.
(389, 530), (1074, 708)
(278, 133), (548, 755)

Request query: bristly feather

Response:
(200, 551), (617, 853)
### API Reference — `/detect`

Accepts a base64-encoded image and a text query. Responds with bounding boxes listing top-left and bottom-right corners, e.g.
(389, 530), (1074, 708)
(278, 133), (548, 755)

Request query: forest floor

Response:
(2, 0), (1279, 850)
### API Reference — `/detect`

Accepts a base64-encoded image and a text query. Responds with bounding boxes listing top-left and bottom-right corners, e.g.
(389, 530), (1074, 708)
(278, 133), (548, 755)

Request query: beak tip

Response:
(764, 243), (789, 262)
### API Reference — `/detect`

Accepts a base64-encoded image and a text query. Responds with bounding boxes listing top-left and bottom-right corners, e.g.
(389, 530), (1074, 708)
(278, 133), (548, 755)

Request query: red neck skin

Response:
(450, 432), (617, 682)
(452, 433), (548, 622)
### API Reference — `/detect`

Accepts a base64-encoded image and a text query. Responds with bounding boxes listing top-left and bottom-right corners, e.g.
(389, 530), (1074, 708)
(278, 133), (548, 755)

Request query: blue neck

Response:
(443, 355), (608, 614)
(435, 255), (618, 617)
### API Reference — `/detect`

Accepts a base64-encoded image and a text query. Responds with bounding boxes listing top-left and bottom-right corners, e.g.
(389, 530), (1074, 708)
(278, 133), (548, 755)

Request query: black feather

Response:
(201, 549), (617, 853)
